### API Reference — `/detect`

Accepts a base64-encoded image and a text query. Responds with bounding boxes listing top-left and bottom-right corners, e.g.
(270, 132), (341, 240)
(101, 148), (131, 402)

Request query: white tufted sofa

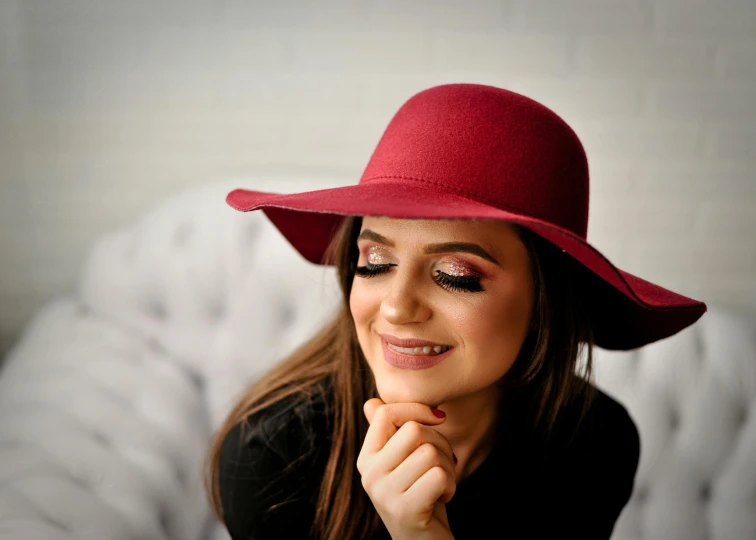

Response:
(0, 180), (754, 540)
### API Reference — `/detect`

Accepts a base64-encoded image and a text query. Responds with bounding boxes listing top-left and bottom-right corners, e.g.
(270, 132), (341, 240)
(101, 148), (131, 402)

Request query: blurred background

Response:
(0, 0), (755, 359)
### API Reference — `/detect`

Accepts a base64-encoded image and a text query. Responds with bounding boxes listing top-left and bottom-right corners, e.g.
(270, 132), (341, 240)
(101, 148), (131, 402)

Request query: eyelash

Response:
(354, 263), (484, 293)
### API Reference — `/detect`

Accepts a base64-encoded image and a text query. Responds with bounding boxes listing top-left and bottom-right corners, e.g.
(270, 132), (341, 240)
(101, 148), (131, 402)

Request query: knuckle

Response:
(404, 420), (423, 438)
(371, 480), (389, 504)
(418, 442), (439, 461)
(365, 478), (394, 512)
(374, 404), (389, 422)
(430, 465), (448, 484)
(360, 471), (376, 494)
(360, 467), (378, 492)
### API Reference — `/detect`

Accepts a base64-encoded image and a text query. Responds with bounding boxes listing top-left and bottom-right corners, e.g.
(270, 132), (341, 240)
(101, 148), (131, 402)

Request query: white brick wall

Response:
(1, 0), (755, 356)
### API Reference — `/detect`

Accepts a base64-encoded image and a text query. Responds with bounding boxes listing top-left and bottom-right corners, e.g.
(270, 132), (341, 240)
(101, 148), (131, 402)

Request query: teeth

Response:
(387, 343), (451, 356)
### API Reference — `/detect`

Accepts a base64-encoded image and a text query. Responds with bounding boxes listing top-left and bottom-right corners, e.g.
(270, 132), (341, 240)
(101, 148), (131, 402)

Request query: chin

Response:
(375, 375), (449, 408)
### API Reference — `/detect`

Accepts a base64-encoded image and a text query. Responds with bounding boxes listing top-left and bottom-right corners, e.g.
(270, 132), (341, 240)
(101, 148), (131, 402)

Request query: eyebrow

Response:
(356, 229), (501, 266)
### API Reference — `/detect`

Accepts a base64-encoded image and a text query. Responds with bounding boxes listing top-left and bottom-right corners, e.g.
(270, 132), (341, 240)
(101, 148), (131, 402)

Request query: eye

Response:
(355, 263), (395, 278)
(355, 263), (485, 292)
(434, 270), (484, 293)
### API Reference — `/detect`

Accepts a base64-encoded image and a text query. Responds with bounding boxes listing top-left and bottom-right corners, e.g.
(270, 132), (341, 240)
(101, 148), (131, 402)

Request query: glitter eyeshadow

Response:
(446, 259), (477, 277)
(367, 245), (390, 265)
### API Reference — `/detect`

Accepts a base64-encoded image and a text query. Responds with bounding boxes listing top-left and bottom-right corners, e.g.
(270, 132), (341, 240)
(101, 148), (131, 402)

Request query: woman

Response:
(204, 84), (706, 540)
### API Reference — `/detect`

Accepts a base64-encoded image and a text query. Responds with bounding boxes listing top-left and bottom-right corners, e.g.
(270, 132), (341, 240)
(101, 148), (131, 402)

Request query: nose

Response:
(380, 266), (431, 325)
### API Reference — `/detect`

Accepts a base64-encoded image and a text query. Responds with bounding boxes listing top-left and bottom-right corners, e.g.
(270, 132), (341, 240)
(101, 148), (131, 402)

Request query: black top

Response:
(218, 379), (640, 540)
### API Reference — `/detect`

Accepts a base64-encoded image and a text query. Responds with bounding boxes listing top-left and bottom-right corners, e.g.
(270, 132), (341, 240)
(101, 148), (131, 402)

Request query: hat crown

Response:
(360, 84), (590, 238)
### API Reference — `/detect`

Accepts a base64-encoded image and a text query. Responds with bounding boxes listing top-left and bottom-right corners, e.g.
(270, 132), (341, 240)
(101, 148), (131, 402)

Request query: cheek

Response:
(349, 280), (378, 334)
(451, 282), (533, 362)
(349, 281), (385, 370)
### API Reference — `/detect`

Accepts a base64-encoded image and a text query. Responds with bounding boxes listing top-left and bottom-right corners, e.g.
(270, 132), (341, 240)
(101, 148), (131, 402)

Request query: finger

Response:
(362, 399), (395, 459)
(378, 420), (456, 474)
(391, 442), (457, 496)
(362, 402), (447, 456)
(405, 464), (456, 509)
(363, 398), (385, 425)
(364, 400), (447, 426)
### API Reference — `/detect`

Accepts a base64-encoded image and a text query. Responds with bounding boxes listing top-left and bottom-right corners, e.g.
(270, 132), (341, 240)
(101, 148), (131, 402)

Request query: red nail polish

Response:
(453, 453), (458, 464)
(431, 407), (446, 418)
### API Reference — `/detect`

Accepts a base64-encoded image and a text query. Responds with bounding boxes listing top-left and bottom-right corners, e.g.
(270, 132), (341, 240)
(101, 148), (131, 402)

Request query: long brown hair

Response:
(203, 215), (596, 539)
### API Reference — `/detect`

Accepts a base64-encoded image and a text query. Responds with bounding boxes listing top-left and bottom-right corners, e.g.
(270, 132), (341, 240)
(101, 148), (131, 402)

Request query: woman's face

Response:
(349, 217), (535, 407)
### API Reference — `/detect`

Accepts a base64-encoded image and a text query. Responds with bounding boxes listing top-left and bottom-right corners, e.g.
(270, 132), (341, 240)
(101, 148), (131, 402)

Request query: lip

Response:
(380, 336), (454, 370)
(380, 333), (450, 348)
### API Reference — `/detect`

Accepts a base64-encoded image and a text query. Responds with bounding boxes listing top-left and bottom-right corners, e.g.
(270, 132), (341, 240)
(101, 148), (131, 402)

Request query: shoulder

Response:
(551, 383), (640, 467)
(579, 385), (640, 458)
(535, 384), (640, 537)
(222, 381), (331, 459)
(220, 382), (331, 471)
(218, 380), (332, 539)
(551, 383), (641, 505)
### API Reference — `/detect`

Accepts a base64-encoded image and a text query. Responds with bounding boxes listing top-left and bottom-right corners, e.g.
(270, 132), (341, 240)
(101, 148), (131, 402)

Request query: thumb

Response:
(363, 397), (385, 424)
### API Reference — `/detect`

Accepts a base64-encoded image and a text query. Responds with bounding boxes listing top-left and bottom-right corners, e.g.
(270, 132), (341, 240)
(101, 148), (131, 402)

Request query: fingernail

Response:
(453, 453), (458, 464)
(431, 407), (446, 418)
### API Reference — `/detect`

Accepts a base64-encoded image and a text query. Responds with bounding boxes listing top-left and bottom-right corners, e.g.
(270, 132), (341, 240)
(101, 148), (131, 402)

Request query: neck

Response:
(433, 385), (502, 481)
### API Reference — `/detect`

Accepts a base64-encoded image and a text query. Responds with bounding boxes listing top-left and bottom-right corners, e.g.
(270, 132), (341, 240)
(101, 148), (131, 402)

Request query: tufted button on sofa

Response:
(0, 180), (753, 540)
(595, 306), (756, 540)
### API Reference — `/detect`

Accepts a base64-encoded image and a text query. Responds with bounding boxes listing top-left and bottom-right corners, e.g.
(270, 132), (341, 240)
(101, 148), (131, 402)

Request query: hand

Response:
(357, 398), (457, 540)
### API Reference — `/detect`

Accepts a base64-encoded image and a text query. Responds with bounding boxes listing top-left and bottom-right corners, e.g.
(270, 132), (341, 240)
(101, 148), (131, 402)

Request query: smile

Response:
(380, 335), (455, 370)
(386, 343), (452, 356)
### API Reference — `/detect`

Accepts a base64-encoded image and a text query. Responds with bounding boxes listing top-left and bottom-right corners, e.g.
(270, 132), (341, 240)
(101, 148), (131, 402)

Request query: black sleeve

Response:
(217, 403), (328, 540)
(553, 395), (641, 540)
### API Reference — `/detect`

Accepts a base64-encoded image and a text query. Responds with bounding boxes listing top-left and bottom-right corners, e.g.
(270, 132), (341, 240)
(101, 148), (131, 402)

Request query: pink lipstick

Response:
(380, 334), (454, 370)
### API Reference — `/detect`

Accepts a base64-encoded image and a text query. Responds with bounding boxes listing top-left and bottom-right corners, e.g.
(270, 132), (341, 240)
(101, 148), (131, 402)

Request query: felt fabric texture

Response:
(225, 83), (706, 350)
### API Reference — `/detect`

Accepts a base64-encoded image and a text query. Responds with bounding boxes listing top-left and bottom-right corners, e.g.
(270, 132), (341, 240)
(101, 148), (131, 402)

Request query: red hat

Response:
(226, 83), (706, 350)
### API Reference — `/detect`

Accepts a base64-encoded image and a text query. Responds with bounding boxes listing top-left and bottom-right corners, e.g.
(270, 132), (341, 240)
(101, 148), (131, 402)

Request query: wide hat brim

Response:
(227, 180), (706, 351)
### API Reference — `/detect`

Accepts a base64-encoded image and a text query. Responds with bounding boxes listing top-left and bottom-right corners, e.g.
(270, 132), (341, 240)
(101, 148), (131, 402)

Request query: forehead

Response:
(358, 217), (523, 249)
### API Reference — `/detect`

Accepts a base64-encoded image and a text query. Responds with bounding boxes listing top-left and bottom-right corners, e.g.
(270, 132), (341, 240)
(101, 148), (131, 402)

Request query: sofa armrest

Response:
(0, 298), (211, 540)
